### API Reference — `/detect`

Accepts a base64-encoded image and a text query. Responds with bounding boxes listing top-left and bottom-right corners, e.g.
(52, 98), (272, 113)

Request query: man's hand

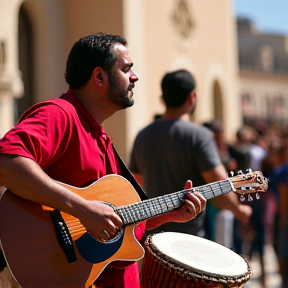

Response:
(168, 180), (207, 223)
(145, 180), (206, 230)
(233, 204), (252, 225)
(77, 201), (123, 242)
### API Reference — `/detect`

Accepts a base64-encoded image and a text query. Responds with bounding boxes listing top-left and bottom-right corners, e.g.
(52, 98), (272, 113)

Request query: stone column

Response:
(0, 0), (24, 136)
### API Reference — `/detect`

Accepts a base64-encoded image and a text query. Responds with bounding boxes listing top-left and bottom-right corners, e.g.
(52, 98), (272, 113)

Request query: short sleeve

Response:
(193, 128), (222, 173)
(0, 103), (72, 169)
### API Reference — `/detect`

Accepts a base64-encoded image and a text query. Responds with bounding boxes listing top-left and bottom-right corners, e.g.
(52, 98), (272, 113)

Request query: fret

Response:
(147, 199), (156, 216)
(157, 197), (166, 214)
(171, 194), (182, 208)
(143, 203), (151, 217)
(115, 179), (234, 226)
(199, 180), (233, 199)
(139, 202), (147, 219)
(138, 202), (146, 219)
(130, 204), (138, 222)
(163, 195), (175, 211)
(116, 207), (128, 225)
(120, 207), (129, 225)
(124, 205), (136, 223)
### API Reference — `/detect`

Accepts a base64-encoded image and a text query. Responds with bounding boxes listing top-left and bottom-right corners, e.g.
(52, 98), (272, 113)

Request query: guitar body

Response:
(0, 175), (144, 288)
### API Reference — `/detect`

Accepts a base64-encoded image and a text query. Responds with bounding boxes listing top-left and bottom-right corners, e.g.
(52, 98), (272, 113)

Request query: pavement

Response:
(247, 244), (282, 288)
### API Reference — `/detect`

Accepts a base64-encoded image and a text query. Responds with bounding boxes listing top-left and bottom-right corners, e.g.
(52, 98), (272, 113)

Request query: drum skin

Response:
(141, 233), (251, 288)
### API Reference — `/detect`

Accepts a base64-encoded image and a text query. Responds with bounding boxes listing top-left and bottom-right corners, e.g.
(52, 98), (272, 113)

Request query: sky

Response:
(233, 0), (288, 35)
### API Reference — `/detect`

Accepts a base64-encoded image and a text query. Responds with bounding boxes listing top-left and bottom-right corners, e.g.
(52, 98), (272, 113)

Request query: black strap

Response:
(0, 248), (7, 272)
(113, 145), (148, 201)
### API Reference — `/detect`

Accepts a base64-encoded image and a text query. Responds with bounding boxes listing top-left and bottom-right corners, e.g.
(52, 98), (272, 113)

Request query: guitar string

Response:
(118, 182), (232, 223)
(67, 180), (247, 230)
(60, 177), (256, 235)
(116, 181), (234, 225)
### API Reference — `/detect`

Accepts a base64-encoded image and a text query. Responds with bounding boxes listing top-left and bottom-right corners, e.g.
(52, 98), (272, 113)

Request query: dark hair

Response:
(161, 69), (196, 108)
(65, 32), (127, 89)
(203, 118), (223, 133)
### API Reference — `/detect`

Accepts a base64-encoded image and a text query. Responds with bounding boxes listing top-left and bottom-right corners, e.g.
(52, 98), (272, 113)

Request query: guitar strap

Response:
(112, 145), (148, 201)
(0, 249), (6, 272)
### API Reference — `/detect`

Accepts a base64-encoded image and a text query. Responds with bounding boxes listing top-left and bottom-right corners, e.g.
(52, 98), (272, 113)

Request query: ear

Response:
(92, 67), (105, 86)
(188, 91), (196, 104)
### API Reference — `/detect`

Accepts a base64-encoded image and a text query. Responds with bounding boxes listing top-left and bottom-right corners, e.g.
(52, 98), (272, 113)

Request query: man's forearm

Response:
(0, 154), (88, 219)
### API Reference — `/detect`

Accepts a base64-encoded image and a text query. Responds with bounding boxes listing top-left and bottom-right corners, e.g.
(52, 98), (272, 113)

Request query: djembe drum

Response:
(142, 232), (251, 288)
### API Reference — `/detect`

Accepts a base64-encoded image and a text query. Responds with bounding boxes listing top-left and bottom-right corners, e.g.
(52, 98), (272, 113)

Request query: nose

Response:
(129, 69), (138, 83)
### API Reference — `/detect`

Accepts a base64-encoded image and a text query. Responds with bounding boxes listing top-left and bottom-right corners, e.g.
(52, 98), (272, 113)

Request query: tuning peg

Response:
(240, 194), (246, 202)
(237, 170), (243, 175)
(256, 193), (260, 200)
(230, 171), (234, 177)
(246, 168), (252, 173)
(248, 194), (253, 201)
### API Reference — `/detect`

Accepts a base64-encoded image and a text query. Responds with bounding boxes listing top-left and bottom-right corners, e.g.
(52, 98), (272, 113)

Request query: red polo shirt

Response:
(0, 92), (145, 287)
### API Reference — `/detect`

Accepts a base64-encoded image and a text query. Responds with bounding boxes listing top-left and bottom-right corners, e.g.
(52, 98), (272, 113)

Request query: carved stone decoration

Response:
(172, 0), (195, 39)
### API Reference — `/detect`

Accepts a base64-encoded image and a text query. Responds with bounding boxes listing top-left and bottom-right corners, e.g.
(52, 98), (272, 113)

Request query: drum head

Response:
(151, 232), (248, 278)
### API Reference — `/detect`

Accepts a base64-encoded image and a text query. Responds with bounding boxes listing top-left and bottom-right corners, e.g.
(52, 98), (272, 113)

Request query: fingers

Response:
(92, 218), (122, 242)
(83, 201), (123, 242)
(184, 180), (193, 189)
(185, 192), (206, 216)
(103, 217), (122, 237)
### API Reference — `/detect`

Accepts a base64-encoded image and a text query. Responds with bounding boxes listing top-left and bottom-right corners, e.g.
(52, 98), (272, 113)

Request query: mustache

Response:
(128, 83), (135, 90)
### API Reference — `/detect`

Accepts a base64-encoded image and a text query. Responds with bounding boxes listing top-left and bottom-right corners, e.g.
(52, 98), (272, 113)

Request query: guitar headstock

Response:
(229, 169), (268, 202)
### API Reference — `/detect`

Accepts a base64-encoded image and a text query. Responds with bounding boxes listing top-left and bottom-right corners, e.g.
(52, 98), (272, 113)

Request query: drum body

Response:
(142, 232), (251, 288)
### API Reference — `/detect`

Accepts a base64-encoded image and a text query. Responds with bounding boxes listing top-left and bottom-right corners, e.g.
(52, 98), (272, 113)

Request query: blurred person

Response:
(203, 119), (237, 174)
(0, 34), (206, 288)
(203, 119), (237, 248)
(270, 131), (288, 288)
(231, 125), (268, 287)
(277, 178), (288, 288)
(129, 69), (252, 240)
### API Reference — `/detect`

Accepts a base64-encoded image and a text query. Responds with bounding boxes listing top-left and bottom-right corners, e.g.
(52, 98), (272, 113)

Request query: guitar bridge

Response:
(50, 209), (77, 263)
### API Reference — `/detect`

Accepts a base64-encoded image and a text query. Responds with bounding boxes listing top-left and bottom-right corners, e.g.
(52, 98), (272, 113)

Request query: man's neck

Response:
(161, 108), (191, 121)
(69, 89), (118, 125)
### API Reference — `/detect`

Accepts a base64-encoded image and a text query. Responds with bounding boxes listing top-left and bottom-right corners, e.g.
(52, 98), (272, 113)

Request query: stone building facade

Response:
(0, 0), (241, 161)
(237, 18), (288, 126)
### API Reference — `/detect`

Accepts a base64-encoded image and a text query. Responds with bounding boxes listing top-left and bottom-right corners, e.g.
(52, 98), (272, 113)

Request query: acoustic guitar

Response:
(0, 170), (268, 288)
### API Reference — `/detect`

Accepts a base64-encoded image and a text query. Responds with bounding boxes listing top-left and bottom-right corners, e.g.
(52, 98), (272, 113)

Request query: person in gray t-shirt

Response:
(129, 69), (252, 237)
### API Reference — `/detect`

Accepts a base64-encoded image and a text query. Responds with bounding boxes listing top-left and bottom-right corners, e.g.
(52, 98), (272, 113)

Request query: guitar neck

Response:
(114, 179), (234, 226)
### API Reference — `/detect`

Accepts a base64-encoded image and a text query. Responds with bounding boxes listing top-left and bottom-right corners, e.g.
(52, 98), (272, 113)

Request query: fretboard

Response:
(114, 179), (234, 226)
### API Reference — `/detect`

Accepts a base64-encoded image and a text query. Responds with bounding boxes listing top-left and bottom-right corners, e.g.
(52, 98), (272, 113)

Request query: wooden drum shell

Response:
(141, 233), (251, 288)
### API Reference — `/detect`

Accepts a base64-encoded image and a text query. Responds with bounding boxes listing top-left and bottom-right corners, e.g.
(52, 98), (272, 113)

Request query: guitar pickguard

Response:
(75, 229), (125, 263)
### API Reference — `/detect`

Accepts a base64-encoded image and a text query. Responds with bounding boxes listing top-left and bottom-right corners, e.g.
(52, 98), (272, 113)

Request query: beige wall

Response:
(0, 0), (24, 135)
(0, 0), (242, 161)
(123, 0), (241, 160)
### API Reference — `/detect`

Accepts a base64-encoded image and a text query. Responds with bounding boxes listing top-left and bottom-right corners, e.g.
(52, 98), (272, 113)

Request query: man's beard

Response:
(107, 71), (134, 109)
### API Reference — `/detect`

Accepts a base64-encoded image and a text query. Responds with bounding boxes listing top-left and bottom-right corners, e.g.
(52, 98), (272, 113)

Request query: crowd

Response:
(202, 118), (288, 288)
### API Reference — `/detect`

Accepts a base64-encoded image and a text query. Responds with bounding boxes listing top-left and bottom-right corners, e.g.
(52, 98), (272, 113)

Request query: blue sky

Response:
(233, 0), (288, 35)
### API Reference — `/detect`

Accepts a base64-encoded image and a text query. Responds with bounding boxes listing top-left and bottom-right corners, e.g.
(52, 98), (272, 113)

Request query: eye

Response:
(123, 64), (133, 73)
(123, 67), (131, 73)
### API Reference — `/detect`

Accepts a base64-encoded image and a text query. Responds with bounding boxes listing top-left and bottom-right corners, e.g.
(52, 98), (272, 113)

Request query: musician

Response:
(129, 69), (252, 239)
(0, 33), (206, 288)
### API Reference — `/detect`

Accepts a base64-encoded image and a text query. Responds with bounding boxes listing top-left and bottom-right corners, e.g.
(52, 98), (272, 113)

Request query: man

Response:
(0, 34), (206, 287)
(129, 69), (252, 238)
